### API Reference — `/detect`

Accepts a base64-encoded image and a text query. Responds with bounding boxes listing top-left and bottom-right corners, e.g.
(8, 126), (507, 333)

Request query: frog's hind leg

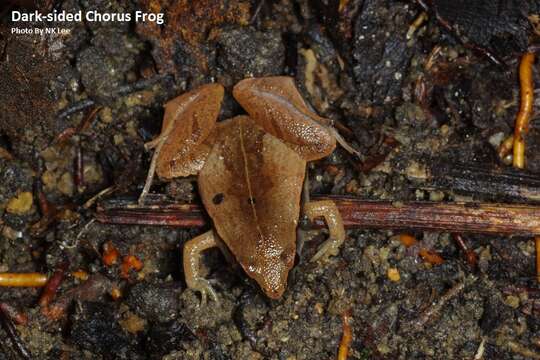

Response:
(183, 230), (220, 305)
(304, 200), (346, 262)
(138, 83), (224, 205)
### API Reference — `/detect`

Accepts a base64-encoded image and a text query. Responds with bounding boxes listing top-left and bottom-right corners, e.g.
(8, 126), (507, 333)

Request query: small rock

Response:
(216, 26), (284, 82)
(119, 311), (147, 334)
(58, 172), (74, 196)
(83, 164), (102, 184)
(387, 267), (400, 282)
(6, 191), (33, 215)
(2, 225), (23, 240)
(100, 107), (113, 123)
(42, 170), (57, 191)
(504, 295), (520, 309)
(146, 320), (195, 356)
(126, 282), (180, 323)
(70, 302), (138, 358)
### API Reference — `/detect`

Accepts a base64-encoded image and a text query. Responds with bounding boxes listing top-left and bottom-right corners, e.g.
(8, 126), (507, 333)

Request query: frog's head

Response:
(243, 245), (296, 299)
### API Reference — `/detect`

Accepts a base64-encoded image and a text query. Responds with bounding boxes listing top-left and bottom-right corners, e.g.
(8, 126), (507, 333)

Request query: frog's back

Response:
(198, 116), (306, 298)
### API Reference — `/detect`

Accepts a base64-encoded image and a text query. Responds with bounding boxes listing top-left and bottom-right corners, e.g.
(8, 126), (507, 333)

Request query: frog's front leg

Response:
(304, 200), (346, 262)
(183, 230), (220, 305)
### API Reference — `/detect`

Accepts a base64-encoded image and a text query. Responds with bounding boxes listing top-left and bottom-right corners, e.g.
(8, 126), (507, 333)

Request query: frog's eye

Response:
(212, 193), (224, 205)
(280, 249), (295, 265)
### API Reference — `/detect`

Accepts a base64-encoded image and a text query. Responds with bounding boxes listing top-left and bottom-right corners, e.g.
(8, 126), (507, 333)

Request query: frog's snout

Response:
(260, 271), (287, 299)
(257, 253), (294, 299)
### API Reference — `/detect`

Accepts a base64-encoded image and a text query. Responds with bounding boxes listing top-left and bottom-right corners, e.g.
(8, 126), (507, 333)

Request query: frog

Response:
(139, 76), (346, 303)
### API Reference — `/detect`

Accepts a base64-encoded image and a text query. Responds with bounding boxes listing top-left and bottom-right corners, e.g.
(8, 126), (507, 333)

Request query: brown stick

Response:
(96, 196), (540, 236)
(407, 275), (476, 332)
(44, 274), (111, 320)
(0, 303), (27, 325)
(337, 309), (353, 360)
(0, 303), (32, 359)
(423, 161), (540, 203)
(39, 260), (69, 310)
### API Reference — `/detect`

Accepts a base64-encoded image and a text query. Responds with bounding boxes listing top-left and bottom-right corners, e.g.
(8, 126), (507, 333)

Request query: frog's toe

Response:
(192, 278), (219, 306)
(310, 238), (342, 262)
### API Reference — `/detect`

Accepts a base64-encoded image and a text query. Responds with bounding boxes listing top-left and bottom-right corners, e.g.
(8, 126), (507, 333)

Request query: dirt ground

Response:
(1, 0), (540, 359)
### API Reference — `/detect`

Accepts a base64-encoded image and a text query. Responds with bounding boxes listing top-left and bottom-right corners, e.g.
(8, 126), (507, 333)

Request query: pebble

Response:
(119, 312), (147, 334)
(387, 268), (401, 282)
(504, 295), (520, 309)
(6, 191), (33, 215)
(58, 172), (74, 196)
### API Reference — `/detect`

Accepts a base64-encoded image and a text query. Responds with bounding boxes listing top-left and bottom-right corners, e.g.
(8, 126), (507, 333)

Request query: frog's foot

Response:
(183, 230), (220, 306)
(328, 126), (362, 159)
(311, 236), (344, 262)
(189, 277), (219, 306)
(144, 135), (165, 150)
(303, 200), (346, 262)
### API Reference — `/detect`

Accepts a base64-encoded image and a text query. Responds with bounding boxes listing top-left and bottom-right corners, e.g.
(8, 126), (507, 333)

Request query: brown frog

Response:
(140, 77), (346, 303)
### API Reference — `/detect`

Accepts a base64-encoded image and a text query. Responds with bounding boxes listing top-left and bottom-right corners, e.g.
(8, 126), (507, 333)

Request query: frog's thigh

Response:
(183, 230), (219, 304)
(304, 200), (345, 262)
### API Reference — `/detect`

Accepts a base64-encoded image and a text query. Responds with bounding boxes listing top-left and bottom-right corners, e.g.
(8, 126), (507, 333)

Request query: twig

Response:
(97, 196), (540, 236)
(507, 340), (540, 359)
(421, 161), (540, 203)
(452, 233), (477, 267)
(115, 73), (171, 96)
(337, 309), (353, 360)
(44, 274), (111, 320)
(56, 74), (172, 119)
(513, 53), (535, 168)
(415, 0), (505, 66)
(0, 273), (48, 287)
(74, 142), (84, 192)
(0, 304), (32, 359)
(406, 11), (428, 39)
(83, 185), (116, 209)
(408, 275), (476, 331)
(39, 260), (69, 311)
(536, 236), (540, 283)
(57, 99), (95, 119)
(0, 303), (27, 325)
(498, 135), (514, 161)
(54, 105), (102, 145)
(474, 338), (486, 360)
(250, 0), (265, 24)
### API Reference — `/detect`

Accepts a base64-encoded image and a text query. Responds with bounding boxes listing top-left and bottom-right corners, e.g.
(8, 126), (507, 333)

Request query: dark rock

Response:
(0, 159), (34, 211)
(70, 302), (141, 359)
(430, 0), (532, 61)
(525, 128), (540, 173)
(0, 30), (64, 159)
(146, 320), (195, 357)
(479, 296), (512, 334)
(76, 45), (135, 105)
(352, 0), (414, 105)
(216, 26), (285, 83)
(126, 282), (180, 323)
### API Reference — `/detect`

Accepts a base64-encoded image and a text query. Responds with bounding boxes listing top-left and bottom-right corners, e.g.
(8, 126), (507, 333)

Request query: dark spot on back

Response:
(247, 197), (256, 205)
(213, 193), (224, 204)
